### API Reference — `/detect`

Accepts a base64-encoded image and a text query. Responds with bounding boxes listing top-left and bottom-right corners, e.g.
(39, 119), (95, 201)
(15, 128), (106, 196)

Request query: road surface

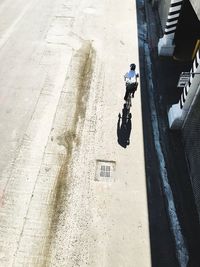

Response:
(0, 0), (151, 266)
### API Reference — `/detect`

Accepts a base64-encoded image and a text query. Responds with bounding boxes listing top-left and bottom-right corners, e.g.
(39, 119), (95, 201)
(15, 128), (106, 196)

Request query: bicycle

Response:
(124, 81), (138, 118)
(125, 91), (132, 118)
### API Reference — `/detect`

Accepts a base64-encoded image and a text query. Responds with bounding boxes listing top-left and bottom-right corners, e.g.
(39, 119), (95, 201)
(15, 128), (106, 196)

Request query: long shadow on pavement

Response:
(117, 104), (132, 148)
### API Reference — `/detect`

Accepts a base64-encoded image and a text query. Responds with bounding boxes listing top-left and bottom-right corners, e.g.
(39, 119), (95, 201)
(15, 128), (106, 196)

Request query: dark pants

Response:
(124, 82), (138, 101)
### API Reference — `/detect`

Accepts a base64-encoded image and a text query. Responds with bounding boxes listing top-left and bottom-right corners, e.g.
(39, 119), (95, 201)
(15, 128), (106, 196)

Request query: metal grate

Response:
(100, 165), (111, 177)
(95, 160), (116, 181)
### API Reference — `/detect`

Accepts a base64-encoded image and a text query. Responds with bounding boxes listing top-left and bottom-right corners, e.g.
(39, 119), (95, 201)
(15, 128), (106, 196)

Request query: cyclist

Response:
(124, 63), (139, 101)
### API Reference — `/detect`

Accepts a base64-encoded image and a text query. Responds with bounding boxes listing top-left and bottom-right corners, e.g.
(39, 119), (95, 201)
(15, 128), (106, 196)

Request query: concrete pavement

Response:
(0, 0), (151, 266)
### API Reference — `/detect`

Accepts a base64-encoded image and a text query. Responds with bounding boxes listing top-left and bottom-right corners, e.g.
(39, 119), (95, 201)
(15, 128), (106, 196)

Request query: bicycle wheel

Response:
(126, 93), (131, 110)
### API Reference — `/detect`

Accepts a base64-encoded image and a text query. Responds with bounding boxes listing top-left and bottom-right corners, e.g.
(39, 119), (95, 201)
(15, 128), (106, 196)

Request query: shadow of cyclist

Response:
(117, 104), (132, 148)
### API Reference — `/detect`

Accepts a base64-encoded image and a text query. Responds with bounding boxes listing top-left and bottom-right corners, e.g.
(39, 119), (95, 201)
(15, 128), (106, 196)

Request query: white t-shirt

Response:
(124, 70), (136, 83)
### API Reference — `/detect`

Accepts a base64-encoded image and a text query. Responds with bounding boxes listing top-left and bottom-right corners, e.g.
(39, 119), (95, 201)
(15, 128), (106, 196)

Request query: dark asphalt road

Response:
(136, 0), (200, 266)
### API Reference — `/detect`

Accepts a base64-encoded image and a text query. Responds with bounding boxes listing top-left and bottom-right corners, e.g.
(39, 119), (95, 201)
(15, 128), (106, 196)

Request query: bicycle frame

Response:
(125, 92), (132, 119)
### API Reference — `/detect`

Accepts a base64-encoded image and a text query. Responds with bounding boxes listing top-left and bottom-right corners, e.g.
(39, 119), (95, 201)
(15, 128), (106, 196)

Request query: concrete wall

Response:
(182, 88), (200, 222)
(157, 0), (200, 32)
(157, 0), (171, 30)
(190, 0), (200, 20)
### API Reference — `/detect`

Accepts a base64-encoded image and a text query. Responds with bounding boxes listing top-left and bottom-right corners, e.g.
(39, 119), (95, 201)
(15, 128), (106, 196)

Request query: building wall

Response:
(182, 85), (200, 221)
(190, 0), (200, 20)
(157, 0), (171, 30)
(157, 0), (200, 32)
(156, 0), (200, 219)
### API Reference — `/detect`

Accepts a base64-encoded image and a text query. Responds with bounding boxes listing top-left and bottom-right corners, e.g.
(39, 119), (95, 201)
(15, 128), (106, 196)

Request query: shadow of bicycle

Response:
(117, 104), (132, 148)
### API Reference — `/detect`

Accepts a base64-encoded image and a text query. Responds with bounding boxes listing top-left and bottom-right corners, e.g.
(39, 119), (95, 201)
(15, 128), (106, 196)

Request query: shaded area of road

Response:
(136, 0), (200, 266)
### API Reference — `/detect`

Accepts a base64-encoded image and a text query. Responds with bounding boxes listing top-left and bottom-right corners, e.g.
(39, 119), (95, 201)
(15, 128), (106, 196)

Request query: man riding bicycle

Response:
(124, 63), (139, 101)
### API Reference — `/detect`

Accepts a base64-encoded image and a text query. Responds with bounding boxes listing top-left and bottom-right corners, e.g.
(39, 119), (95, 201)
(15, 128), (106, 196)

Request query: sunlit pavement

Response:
(0, 1), (151, 266)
